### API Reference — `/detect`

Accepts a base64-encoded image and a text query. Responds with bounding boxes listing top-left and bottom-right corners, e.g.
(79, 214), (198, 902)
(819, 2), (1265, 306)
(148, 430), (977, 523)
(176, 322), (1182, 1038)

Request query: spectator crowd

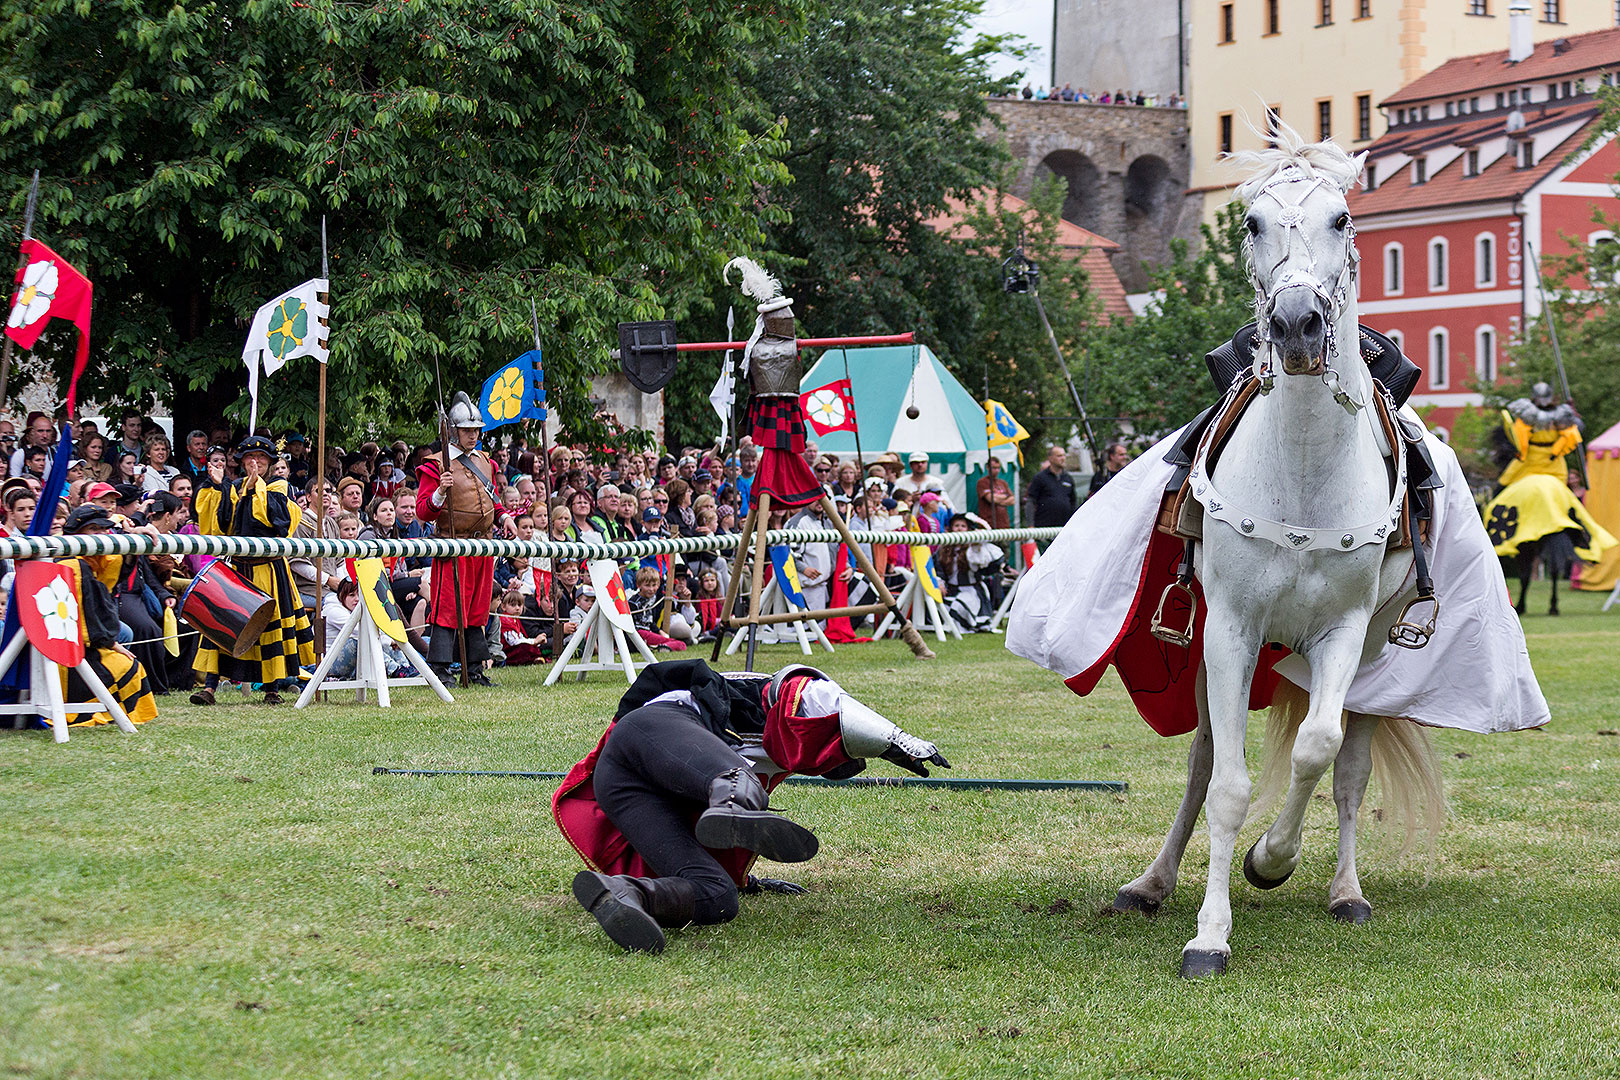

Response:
(0, 405), (1123, 699)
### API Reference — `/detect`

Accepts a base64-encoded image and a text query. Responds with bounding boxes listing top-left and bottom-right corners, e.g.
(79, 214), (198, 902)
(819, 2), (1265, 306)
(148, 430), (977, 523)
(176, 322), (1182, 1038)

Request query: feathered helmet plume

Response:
(723, 256), (787, 309)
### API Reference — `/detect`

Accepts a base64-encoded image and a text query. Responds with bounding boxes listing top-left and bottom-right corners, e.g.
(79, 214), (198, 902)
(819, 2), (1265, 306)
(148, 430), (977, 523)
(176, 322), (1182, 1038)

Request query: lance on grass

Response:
(0, 169), (40, 409)
(371, 766), (1126, 792)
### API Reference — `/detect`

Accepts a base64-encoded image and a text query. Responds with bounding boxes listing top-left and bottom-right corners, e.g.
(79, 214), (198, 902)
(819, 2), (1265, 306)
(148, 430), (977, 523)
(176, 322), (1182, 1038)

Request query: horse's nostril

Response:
(1271, 316), (1288, 340)
(1302, 311), (1321, 334)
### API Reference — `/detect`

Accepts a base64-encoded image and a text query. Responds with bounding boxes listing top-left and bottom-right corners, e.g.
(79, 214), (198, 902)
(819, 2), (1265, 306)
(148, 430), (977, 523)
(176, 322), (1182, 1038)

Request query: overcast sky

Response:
(969, 0), (1051, 84)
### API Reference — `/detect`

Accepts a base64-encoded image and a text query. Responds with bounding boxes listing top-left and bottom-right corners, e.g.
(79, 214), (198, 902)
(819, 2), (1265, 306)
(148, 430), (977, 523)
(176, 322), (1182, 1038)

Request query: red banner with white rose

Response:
(16, 560), (87, 667)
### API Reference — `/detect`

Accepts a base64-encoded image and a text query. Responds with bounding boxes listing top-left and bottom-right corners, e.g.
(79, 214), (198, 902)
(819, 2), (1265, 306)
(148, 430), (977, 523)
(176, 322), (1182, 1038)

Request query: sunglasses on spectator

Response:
(653, 496), (669, 504)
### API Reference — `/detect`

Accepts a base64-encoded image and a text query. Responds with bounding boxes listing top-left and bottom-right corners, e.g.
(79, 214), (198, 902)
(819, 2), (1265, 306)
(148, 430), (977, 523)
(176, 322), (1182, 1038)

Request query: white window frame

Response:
(1587, 229), (1617, 286)
(1476, 324), (1497, 384)
(1428, 237), (1449, 291)
(1385, 328), (1405, 356)
(1384, 242), (1404, 296)
(1429, 327), (1450, 390)
(1475, 232), (1496, 287)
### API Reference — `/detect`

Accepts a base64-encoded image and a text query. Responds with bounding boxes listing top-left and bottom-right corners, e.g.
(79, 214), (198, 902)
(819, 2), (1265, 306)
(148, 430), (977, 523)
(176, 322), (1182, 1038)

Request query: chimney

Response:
(1509, 0), (1533, 64)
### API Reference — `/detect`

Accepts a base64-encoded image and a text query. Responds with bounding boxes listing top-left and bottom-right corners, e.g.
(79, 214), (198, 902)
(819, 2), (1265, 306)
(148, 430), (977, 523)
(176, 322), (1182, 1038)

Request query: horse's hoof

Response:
(1242, 841), (1294, 890)
(1179, 949), (1228, 978)
(1112, 889), (1161, 917)
(1330, 899), (1373, 925)
(1548, 609), (1560, 617)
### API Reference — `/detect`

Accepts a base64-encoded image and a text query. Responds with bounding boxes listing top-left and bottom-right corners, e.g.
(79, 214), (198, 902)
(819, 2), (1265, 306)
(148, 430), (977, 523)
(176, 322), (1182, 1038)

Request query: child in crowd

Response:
(498, 590), (548, 665)
(627, 566), (692, 651)
(569, 584), (596, 625)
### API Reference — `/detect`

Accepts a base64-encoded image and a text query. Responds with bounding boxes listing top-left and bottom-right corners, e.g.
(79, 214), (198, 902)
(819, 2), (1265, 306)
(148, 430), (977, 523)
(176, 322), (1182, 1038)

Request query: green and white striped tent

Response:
(800, 345), (988, 512)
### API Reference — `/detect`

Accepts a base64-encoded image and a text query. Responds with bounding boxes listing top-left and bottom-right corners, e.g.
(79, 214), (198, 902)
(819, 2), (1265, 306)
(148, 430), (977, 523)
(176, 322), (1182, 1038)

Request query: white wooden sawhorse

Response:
(0, 631), (137, 743)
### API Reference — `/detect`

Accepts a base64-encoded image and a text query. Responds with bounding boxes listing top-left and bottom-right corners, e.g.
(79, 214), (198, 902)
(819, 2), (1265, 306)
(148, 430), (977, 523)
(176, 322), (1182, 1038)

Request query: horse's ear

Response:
(1346, 151), (1369, 191)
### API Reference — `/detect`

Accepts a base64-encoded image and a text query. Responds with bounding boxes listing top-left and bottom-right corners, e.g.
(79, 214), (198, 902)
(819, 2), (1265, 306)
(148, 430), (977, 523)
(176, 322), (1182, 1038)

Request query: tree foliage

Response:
(1081, 203), (1255, 439)
(0, 0), (804, 442)
(932, 177), (1103, 456)
(659, 0), (1022, 451)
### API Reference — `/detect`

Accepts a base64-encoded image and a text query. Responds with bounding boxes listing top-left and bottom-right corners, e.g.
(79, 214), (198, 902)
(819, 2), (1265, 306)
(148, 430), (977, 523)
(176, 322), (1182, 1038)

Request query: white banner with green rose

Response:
(242, 277), (330, 429)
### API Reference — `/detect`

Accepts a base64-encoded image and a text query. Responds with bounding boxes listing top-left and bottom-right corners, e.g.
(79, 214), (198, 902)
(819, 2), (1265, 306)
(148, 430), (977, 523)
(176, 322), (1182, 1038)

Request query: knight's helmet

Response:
(446, 391), (482, 430)
(725, 256), (799, 398)
(1530, 381), (1555, 409)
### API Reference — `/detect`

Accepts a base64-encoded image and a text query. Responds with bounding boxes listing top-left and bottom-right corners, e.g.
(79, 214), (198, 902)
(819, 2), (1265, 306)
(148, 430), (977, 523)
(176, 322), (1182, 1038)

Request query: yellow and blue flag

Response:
(911, 544), (944, 603)
(985, 399), (1030, 464)
(480, 350), (547, 431)
(769, 545), (807, 608)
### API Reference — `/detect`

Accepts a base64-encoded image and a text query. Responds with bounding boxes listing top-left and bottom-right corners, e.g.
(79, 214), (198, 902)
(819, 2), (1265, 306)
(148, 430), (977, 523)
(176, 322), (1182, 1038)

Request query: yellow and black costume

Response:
(59, 507), (158, 726)
(191, 436), (315, 700)
(1485, 388), (1616, 561)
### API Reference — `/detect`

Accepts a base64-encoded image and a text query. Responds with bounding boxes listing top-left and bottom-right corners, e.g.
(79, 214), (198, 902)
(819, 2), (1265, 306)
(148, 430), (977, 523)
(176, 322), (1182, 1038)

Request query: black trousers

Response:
(592, 702), (747, 925)
(117, 594), (170, 695)
(427, 623), (490, 666)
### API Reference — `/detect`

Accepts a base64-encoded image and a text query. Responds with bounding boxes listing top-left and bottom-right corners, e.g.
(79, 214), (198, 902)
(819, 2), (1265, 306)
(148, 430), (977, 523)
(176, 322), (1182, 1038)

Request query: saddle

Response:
(1155, 323), (1441, 548)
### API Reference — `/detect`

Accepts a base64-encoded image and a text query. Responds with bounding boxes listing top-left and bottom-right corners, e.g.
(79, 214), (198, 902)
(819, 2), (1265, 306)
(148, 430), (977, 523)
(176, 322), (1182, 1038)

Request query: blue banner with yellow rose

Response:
(479, 350), (548, 431)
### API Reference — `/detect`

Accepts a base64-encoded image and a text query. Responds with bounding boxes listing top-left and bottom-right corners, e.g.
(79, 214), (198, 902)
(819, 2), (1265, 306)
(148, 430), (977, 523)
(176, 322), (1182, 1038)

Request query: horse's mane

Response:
(1228, 115), (1366, 201)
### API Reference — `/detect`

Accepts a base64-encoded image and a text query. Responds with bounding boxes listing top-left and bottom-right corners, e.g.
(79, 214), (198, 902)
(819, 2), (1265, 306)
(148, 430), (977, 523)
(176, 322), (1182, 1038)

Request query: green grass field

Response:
(3, 590), (1618, 1079)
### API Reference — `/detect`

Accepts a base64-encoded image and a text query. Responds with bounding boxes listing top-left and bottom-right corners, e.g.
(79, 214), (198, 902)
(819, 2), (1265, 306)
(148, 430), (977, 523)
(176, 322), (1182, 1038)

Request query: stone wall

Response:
(983, 98), (1201, 292)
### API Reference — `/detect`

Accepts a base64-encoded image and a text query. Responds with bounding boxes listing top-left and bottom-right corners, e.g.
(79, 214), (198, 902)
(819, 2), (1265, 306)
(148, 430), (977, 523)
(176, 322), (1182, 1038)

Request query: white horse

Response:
(1112, 129), (1444, 977)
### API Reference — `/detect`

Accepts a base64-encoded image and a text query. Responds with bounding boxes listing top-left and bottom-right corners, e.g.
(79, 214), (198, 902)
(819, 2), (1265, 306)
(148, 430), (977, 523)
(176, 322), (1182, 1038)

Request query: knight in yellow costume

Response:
(1484, 382), (1616, 565)
(189, 435), (316, 705)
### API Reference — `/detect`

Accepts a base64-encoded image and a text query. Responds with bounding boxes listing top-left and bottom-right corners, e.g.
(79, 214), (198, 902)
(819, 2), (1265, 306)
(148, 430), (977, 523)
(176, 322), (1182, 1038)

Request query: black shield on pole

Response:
(617, 320), (680, 393)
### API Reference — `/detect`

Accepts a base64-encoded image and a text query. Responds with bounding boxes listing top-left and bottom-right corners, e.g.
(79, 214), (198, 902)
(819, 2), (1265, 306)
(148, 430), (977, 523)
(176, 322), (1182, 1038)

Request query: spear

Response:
(433, 350), (472, 688)
(0, 170), (41, 410)
(1524, 241), (1588, 489)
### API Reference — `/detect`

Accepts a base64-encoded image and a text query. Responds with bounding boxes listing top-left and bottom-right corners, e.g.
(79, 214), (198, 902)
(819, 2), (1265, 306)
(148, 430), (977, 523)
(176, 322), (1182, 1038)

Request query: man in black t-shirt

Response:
(1026, 444), (1077, 531)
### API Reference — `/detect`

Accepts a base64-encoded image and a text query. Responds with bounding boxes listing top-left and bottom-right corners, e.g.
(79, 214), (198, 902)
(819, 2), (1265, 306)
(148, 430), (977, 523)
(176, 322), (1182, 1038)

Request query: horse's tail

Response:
(1369, 715), (1446, 859)
(1250, 681), (1445, 856)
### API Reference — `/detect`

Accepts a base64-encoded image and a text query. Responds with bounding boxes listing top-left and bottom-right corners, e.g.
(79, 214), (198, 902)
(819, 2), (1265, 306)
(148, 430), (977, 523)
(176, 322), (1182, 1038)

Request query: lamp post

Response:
(1002, 236), (1101, 468)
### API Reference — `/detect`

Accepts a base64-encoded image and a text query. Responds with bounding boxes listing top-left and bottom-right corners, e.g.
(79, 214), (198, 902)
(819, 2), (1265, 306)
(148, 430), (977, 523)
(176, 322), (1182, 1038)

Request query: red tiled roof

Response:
(1347, 111), (1596, 216)
(1384, 26), (1620, 105)
(924, 191), (1132, 323)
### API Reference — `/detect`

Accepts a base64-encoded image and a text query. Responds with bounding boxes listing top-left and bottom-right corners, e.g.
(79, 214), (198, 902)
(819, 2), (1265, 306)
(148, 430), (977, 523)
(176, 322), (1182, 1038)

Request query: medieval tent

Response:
(1575, 419), (1620, 593)
(800, 345), (989, 513)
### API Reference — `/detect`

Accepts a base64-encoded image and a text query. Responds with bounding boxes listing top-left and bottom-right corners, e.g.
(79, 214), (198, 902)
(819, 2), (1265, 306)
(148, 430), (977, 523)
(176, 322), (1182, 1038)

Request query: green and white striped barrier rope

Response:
(0, 527), (1063, 562)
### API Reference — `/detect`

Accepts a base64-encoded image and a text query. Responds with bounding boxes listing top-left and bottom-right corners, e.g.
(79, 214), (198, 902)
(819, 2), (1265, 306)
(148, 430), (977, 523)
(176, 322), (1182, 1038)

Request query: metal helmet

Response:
(1530, 382), (1555, 408)
(447, 391), (482, 429)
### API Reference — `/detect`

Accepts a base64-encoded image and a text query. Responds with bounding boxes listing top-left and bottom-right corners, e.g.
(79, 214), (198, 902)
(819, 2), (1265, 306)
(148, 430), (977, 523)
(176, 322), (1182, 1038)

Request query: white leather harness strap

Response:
(1188, 386), (1408, 553)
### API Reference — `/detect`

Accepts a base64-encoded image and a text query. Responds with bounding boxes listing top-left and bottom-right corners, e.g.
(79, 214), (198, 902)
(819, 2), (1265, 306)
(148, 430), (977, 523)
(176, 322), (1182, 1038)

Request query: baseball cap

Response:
(642, 507), (662, 522)
(84, 481), (119, 502)
(114, 484), (144, 505)
(919, 491), (941, 505)
(908, 451), (929, 463)
(578, 585), (596, 598)
(693, 469), (711, 482)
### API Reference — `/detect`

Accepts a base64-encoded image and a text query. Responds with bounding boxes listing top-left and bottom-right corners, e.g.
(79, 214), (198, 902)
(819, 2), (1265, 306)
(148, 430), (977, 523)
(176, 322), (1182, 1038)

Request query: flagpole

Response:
(0, 170), (41, 415)
(314, 216), (330, 660)
(841, 349), (864, 480)
(530, 297), (561, 656)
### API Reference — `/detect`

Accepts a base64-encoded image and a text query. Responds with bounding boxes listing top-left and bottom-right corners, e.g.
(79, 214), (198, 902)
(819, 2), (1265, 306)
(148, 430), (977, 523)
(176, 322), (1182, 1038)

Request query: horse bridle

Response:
(1244, 165), (1364, 413)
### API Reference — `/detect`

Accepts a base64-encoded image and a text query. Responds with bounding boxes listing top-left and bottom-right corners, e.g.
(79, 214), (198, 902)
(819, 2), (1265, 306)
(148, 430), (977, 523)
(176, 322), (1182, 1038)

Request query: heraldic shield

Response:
(17, 561), (87, 667)
(354, 558), (407, 643)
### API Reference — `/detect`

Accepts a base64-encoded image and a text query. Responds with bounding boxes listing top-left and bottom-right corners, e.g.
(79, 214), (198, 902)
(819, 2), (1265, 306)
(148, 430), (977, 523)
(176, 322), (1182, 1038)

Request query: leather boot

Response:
(572, 871), (697, 953)
(694, 767), (819, 863)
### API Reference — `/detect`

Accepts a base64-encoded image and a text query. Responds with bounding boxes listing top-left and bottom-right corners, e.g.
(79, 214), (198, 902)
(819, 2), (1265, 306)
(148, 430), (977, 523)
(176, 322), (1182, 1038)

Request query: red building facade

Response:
(1348, 25), (1620, 436)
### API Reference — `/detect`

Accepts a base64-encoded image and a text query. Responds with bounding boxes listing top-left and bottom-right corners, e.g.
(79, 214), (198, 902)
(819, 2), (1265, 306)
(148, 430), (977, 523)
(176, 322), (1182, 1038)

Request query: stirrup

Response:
(1149, 580), (1197, 648)
(1388, 595), (1439, 650)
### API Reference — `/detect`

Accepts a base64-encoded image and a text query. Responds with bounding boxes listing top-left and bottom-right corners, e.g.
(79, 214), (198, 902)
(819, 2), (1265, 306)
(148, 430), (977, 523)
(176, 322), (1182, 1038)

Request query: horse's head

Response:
(1232, 128), (1367, 382)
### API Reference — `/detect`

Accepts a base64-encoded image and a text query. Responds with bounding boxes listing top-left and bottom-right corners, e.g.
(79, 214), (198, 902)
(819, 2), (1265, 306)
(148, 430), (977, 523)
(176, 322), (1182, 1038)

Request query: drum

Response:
(180, 560), (276, 658)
